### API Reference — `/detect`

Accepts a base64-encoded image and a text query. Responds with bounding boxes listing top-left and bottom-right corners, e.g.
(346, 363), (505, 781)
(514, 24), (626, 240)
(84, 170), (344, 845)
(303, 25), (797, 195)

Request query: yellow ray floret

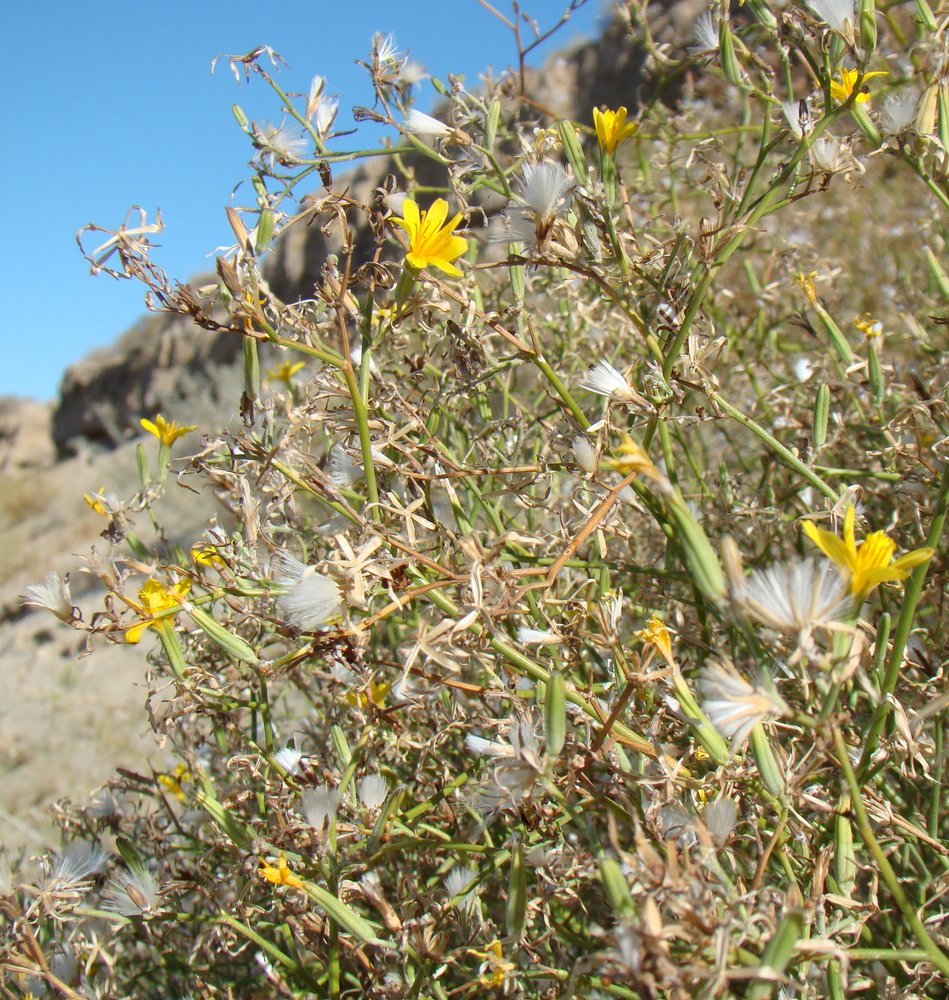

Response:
(593, 106), (639, 154)
(830, 68), (887, 105)
(125, 578), (191, 643)
(802, 505), (933, 601)
(391, 198), (468, 276)
(140, 413), (197, 447)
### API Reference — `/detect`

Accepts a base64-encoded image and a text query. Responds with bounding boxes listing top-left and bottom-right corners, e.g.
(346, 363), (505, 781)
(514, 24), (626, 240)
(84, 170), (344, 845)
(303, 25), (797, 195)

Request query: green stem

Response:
(858, 463), (949, 775)
(710, 392), (839, 501)
(833, 726), (949, 977)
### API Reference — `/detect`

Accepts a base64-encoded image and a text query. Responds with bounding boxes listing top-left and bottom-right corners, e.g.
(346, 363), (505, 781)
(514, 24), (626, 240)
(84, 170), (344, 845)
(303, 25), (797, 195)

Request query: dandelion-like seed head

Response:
(804, 0), (855, 38)
(492, 160), (574, 249)
(357, 773), (390, 811)
(103, 862), (160, 917)
(273, 745), (305, 777)
(22, 571), (73, 622)
(572, 435), (599, 474)
(698, 660), (788, 749)
(254, 121), (309, 165)
(702, 797), (739, 847)
(880, 89), (919, 136)
(403, 109), (453, 139)
(691, 10), (719, 53)
(782, 99), (812, 139)
(271, 551), (343, 632)
(734, 557), (852, 639)
(578, 358), (647, 406)
(303, 783), (339, 832)
(809, 133), (845, 173)
(444, 864), (481, 918)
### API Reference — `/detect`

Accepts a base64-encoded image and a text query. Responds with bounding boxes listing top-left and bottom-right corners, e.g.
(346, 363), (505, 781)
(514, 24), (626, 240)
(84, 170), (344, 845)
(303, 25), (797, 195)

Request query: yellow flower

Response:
(606, 433), (664, 483)
(259, 852), (305, 889)
(854, 314), (882, 338)
(635, 614), (674, 664)
(83, 485), (110, 516)
(797, 270), (818, 306)
(593, 106), (639, 154)
(830, 68), (887, 105)
(391, 198), (468, 277)
(140, 414), (197, 447)
(191, 544), (224, 567)
(801, 505), (934, 601)
(125, 578), (191, 644)
(345, 679), (392, 710)
(264, 359), (306, 385)
(157, 763), (192, 801)
(469, 939), (516, 988)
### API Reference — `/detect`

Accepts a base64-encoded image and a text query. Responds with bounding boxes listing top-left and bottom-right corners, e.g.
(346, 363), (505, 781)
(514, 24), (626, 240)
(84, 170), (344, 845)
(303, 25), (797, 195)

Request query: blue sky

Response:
(3, 1), (606, 401)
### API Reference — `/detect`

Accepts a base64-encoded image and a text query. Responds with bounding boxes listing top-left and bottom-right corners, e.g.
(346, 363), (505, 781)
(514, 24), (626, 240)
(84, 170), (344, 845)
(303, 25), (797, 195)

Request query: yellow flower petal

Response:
(393, 198), (468, 276)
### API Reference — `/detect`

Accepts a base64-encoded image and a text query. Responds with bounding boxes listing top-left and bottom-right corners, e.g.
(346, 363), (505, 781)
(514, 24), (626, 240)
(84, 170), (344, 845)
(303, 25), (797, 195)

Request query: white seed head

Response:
(734, 557), (851, 637)
(572, 435), (599, 474)
(274, 746), (305, 777)
(691, 10), (719, 52)
(302, 783), (339, 831)
(880, 89), (919, 136)
(698, 660), (788, 748)
(578, 359), (643, 403)
(809, 133), (843, 173)
(702, 797), (739, 846)
(357, 774), (390, 811)
(103, 862), (160, 917)
(444, 864), (481, 918)
(272, 552), (343, 631)
(22, 571), (73, 622)
(804, 0), (855, 37)
(516, 626), (559, 644)
(782, 99), (812, 139)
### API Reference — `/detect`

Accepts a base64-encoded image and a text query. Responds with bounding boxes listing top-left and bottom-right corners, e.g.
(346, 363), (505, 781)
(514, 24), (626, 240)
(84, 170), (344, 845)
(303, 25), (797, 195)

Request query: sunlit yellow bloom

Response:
(634, 614), (674, 664)
(140, 414), (197, 447)
(125, 578), (191, 644)
(192, 544), (224, 567)
(606, 433), (663, 483)
(830, 68), (887, 105)
(345, 679), (391, 710)
(264, 359), (306, 384)
(802, 505), (934, 601)
(593, 106), (639, 154)
(469, 939), (516, 988)
(158, 763), (192, 801)
(796, 270), (818, 306)
(854, 314), (882, 338)
(259, 853), (305, 889)
(83, 485), (110, 516)
(391, 198), (468, 277)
